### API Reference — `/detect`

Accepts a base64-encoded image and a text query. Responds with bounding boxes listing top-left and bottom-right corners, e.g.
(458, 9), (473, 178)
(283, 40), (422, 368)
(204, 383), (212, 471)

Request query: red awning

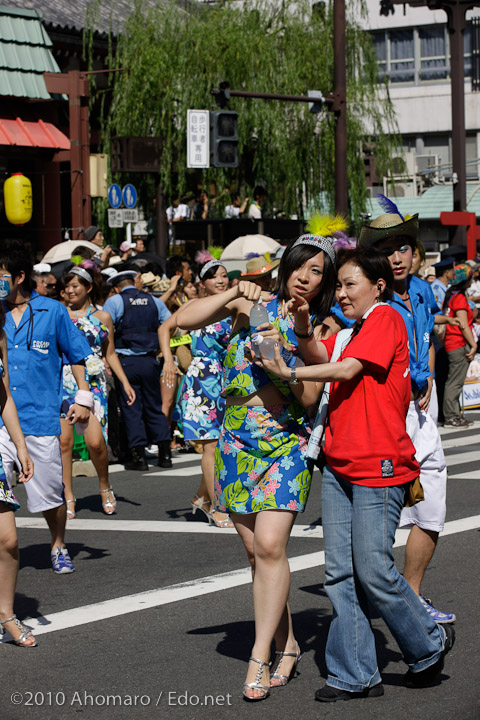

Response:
(0, 117), (70, 150)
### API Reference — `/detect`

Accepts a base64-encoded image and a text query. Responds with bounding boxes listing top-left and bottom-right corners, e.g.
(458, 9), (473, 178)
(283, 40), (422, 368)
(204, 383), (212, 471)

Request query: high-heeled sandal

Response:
(0, 615), (37, 647)
(66, 498), (76, 520)
(270, 643), (303, 687)
(243, 657), (271, 702)
(100, 488), (116, 515)
(208, 510), (234, 528)
(191, 494), (211, 523)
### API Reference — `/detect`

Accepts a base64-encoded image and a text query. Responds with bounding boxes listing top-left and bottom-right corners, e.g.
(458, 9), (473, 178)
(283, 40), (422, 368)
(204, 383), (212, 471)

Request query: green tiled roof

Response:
(367, 184), (480, 220)
(0, 6), (61, 99)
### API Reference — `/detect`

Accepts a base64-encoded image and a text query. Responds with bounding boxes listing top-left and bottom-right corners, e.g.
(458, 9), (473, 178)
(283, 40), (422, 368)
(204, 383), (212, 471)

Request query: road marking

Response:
(107, 455), (202, 474)
(11, 514), (480, 639)
(147, 466), (203, 478)
(15, 517), (324, 537)
(442, 434), (480, 449)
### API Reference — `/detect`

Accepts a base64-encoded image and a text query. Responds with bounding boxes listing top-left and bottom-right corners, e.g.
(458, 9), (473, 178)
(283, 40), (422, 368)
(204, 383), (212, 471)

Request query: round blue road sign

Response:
(108, 184), (122, 209)
(122, 184), (137, 209)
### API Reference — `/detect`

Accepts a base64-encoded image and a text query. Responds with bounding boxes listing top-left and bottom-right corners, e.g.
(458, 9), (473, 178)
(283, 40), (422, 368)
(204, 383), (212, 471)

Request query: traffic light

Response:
(210, 110), (238, 168)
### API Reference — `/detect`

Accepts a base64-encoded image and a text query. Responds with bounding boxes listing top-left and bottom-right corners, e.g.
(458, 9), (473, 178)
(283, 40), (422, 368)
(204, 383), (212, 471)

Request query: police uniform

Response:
(0, 291), (91, 512)
(103, 284), (171, 467)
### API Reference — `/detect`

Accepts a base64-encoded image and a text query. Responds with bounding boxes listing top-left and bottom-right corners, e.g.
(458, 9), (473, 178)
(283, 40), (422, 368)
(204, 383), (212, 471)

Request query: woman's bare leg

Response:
(59, 418), (75, 518)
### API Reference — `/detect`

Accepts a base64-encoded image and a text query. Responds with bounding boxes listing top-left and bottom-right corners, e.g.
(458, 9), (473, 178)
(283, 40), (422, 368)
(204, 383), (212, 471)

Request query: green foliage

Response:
(87, 0), (399, 224)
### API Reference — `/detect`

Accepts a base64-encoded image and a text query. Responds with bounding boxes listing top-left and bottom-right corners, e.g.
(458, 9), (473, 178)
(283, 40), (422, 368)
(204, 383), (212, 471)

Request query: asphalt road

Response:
(2, 412), (480, 720)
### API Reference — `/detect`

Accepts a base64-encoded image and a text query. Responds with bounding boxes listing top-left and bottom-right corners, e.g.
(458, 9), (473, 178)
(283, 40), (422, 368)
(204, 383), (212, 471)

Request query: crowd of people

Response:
(0, 202), (478, 701)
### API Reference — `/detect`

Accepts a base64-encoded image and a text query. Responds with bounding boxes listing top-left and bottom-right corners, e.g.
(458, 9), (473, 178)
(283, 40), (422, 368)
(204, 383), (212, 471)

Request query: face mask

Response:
(0, 278), (11, 299)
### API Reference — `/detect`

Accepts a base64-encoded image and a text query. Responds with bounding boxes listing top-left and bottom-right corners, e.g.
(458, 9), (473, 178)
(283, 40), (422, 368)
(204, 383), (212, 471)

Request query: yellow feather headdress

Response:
(306, 213), (348, 237)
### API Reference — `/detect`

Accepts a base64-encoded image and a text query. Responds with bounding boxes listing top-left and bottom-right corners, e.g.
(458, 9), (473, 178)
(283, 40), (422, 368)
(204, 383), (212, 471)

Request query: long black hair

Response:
(275, 239), (337, 317)
(336, 247), (394, 302)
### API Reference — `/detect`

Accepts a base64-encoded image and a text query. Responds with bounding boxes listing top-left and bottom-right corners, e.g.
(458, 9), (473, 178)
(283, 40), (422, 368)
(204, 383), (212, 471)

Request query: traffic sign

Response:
(123, 209), (138, 223)
(108, 184), (122, 209)
(122, 184), (137, 209)
(107, 208), (123, 228)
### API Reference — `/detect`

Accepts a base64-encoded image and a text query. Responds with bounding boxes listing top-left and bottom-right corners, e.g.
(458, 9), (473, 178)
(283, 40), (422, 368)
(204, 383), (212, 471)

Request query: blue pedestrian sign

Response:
(108, 184), (122, 209)
(122, 184), (137, 209)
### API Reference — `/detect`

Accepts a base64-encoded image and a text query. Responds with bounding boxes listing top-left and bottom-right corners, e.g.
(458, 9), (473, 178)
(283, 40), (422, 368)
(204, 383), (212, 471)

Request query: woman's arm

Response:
(0, 334), (33, 482)
(455, 308), (477, 361)
(97, 311), (136, 405)
(176, 281), (261, 330)
(158, 310), (185, 390)
(284, 293), (333, 364)
(258, 342), (364, 383)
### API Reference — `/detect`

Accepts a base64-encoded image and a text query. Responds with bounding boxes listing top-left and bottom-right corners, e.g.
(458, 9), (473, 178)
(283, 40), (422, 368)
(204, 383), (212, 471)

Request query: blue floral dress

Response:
(0, 358), (20, 511)
(180, 318), (232, 441)
(61, 307), (109, 441)
(214, 295), (313, 515)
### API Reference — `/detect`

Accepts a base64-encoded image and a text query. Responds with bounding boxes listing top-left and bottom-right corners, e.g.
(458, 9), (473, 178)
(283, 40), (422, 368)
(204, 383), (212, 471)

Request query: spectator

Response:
(248, 186), (267, 220)
(240, 254), (280, 294)
(84, 226), (114, 269)
(31, 263), (56, 298)
(225, 194), (248, 219)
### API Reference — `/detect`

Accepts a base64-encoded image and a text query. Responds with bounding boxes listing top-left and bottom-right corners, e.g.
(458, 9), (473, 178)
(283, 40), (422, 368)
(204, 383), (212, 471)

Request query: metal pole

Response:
(445, 2), (468, 245)
(334, 0), (348, 216)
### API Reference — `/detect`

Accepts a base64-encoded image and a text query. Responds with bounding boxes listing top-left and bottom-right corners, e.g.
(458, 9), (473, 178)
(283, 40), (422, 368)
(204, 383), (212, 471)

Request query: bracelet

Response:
(294, 324), (314, 339)
(74, 390), (94, 409)
(290, 366), (299, 385)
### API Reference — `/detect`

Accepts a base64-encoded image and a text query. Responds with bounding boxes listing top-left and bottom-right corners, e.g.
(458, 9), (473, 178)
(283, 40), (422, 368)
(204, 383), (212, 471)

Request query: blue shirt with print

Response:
(1, 292), (91, 436)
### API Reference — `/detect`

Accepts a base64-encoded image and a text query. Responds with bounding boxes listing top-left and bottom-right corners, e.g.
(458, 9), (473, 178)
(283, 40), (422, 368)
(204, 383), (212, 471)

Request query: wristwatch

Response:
(290, 366), (298, 385)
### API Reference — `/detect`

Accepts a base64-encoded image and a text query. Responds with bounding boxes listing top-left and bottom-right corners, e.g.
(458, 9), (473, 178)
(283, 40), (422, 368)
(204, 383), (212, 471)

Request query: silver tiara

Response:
(291, 235), (336, 265)
(199, 259), (224, 280)
(71, 267), (93, 283)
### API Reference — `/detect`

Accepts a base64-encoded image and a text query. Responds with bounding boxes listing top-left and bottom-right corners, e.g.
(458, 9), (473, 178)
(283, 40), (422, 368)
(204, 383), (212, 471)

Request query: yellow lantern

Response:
(4, 173), (33, 225)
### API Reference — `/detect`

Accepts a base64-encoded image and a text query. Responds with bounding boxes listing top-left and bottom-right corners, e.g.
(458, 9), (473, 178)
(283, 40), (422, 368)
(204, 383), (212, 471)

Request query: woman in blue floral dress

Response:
(0, 300), (35, 646)
(177, 223), (340, 700)
(60, 266), (135, 518)
(176, 253), (232, 528)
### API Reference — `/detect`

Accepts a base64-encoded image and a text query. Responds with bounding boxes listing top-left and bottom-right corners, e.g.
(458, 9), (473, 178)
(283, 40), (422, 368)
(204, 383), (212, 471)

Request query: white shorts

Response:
(0, 427), (64, 513)
(399, 400), (447, 533)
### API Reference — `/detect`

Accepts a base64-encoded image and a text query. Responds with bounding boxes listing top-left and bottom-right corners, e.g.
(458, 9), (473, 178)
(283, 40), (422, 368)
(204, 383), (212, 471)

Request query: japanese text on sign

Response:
(187, 110), (209, 169)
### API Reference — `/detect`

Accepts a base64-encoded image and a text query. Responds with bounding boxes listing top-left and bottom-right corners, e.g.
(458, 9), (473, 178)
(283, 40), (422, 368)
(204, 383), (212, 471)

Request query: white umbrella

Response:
(41, 240), (102, 264)
(220, 234), (281, 260)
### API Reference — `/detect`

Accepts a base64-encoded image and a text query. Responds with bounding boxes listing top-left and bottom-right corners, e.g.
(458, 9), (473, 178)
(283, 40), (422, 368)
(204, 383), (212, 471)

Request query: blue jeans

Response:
(321, 464), (445, 691)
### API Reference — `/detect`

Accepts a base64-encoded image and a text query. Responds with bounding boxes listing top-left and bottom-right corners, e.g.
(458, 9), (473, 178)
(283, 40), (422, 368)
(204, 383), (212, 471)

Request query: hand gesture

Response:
(236, 280), (262, 302)
(254, 341), (289, 379)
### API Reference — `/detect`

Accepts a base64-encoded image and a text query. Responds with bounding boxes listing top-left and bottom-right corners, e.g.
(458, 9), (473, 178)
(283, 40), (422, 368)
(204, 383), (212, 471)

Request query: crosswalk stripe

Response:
(11, 514), (479, 639)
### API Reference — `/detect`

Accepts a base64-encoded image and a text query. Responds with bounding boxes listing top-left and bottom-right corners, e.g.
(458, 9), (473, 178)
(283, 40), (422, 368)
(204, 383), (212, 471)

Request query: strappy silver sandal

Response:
(100, 487), (116, 515)
(270, 643), (302, 687)
(0, 615), (37, 647)
(243, 657), (271, 701)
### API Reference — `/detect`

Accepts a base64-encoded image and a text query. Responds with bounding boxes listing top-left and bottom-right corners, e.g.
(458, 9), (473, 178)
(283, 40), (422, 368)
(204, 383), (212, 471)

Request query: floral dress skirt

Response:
(180, 319), (231, 442)
(214, 402), (313, 514)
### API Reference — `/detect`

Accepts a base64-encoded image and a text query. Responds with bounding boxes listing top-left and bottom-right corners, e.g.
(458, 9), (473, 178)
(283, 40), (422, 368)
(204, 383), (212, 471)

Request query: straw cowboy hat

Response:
(241, 254), (280, 279)
(358, 213), (419, 248)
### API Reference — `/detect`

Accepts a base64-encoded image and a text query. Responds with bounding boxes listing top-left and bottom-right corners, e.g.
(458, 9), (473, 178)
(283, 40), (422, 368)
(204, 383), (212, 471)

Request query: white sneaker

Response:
(145, 444), (158, 457)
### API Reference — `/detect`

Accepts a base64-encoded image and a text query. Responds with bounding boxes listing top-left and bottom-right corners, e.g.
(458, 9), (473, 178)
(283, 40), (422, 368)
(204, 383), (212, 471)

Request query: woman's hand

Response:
(254, 342), (289, 380)
(254, 322), (293, 351)
(16, 446), (34, 483)
(162, 359), (181, 389)
(447, 316), (463, 329)
(123, 382), (136, 406)
(236, 280), (262, 302)
(466, 343), (478, 362)
(285, 292), (311, 332)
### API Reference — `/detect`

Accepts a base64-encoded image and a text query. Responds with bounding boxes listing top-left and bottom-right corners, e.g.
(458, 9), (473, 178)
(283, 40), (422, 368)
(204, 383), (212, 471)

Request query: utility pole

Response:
(334, 0), (348, 216)
(380, 1), (480, 245)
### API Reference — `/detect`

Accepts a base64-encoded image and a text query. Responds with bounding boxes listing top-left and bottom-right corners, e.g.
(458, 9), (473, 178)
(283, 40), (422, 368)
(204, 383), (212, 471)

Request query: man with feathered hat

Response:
(358, 198), (455, 626)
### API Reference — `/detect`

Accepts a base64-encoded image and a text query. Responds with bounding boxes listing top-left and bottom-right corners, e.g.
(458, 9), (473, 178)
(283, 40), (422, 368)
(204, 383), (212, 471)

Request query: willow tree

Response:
(87, 0), (398, 224)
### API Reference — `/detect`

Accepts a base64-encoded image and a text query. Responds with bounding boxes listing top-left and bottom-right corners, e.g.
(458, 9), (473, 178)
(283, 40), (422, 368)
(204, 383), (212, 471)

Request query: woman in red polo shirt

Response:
(260, 247), (450, 701)
(442, 264), (477, 428)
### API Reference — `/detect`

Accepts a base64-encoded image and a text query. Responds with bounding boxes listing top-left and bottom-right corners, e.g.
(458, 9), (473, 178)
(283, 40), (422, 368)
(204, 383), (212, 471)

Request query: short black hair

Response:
(0, 242), (33, 292)
(336, 247), (394, 302)
(253, 185), (267, 200)
(166, 255), (189, 278)
(275, 237), (336, 318)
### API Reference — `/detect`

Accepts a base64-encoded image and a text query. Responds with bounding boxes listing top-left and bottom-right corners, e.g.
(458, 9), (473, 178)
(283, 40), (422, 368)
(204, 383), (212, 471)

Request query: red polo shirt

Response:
(322, 304), (419, 487)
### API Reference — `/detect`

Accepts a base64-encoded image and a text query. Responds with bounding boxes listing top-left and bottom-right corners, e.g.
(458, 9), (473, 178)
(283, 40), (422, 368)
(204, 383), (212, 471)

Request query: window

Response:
(372, 24), (471, 85)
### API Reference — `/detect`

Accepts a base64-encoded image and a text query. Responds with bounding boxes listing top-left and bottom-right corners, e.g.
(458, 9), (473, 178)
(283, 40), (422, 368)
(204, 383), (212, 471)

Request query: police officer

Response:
(103, 269), (172, 470)
(431, 257), (455, 309)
